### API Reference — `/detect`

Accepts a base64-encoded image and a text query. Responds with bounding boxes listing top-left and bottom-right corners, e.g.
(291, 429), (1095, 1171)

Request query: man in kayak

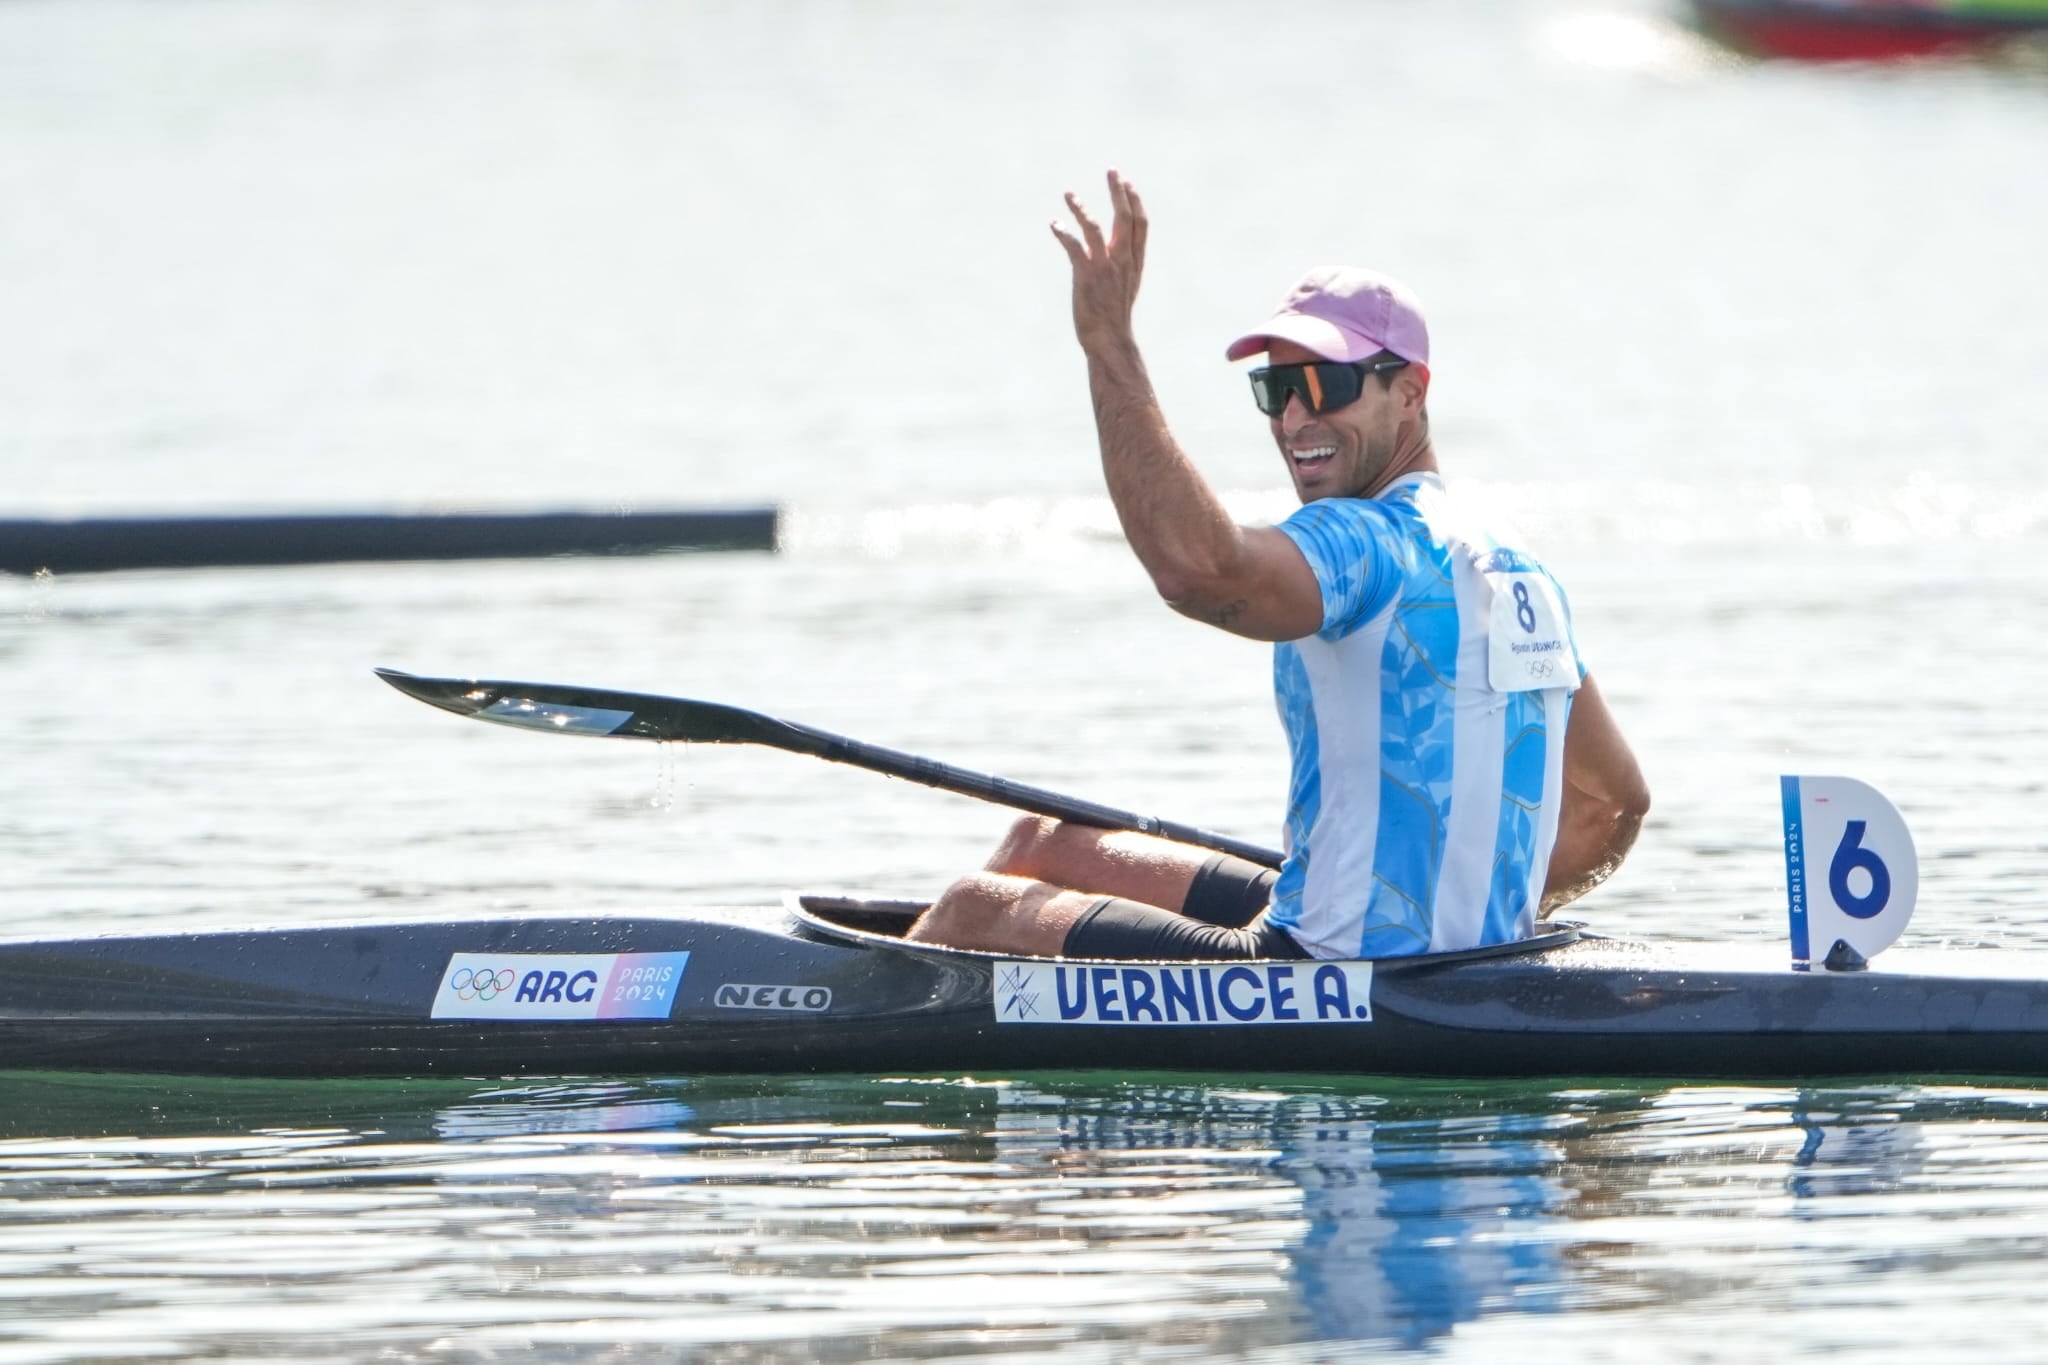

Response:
(908, 170), (1649, 961)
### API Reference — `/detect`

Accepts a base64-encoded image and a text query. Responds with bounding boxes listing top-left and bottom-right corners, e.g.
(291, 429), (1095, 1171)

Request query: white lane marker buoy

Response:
(1781, 775), (1919, 971)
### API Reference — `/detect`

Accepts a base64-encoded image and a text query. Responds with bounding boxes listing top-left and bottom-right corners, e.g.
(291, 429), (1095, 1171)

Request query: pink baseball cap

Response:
(1225, 266), (1430, 370)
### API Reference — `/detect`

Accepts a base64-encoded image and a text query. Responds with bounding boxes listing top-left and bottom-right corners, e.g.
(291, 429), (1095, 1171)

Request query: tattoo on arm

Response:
(1208, 599), (1249, 628)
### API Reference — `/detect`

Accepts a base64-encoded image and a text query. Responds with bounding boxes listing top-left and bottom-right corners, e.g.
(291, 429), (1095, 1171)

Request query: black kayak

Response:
(5, 895), (2048, 1080)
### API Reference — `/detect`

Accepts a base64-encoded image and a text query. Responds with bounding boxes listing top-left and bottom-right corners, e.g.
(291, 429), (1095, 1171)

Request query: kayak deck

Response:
(2, 899), (2046, 1079)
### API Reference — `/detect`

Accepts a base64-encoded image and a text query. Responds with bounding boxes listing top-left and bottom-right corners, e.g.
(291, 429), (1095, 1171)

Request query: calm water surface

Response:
(7, 1073), (2048, 1361)
(5, 0), (2048, 1358)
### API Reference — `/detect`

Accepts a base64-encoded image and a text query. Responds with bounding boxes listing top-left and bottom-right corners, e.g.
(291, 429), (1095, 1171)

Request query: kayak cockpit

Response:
(790, 894), (933, 942)
(787, 892), (1582, 967)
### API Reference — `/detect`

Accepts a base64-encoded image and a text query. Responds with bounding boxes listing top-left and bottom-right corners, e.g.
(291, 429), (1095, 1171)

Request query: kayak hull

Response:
(4, 901), (2048, 1080)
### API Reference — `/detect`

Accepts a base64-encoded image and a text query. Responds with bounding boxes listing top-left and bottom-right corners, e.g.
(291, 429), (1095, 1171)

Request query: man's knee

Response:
(988, 815), (1108, 882)
(987, 815), (1059, 875)
(909, 871), (1022, 945)
(908, 871), (1100, 956)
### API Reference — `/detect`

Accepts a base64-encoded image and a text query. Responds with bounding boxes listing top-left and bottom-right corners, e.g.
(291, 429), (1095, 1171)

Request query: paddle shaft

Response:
(766, 716), (1284, 869)
(376, 669), (1285, 869)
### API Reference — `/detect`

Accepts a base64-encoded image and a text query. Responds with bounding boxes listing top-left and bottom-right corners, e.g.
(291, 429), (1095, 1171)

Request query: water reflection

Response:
(435, 1080), (697, 1140)
(1787, 1091), (1928, 1201)
(2, 1074), (2048, 1360)
(1017, 1083), (1575, 1350)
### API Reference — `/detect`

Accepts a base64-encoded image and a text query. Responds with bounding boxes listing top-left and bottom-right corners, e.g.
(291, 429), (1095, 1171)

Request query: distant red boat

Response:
(1692, 0), (2048, 59)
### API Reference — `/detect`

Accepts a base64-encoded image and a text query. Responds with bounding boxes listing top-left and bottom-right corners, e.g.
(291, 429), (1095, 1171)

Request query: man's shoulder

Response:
(1405, 477), (1558, 570)
(1277, 499), (1413, 582)
(1279, 494), (1406, 539)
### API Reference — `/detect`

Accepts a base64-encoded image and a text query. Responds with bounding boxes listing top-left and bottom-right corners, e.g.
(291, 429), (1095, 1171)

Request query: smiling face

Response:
(1264, 338), (1421, 503)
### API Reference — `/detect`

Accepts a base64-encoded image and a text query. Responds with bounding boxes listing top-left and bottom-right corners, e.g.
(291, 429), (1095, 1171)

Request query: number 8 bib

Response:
(1485, 569), (1579, 693)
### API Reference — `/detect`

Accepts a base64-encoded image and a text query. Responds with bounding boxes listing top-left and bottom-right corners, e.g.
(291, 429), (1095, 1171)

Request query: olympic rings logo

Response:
(448, 966), (517, 1001)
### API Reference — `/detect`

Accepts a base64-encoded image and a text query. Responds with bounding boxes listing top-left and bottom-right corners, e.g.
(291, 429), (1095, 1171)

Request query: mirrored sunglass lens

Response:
(1250, 371), (1283, 415)
(1312, 364), (1363, 411)
(1255, 367), (1309, 415)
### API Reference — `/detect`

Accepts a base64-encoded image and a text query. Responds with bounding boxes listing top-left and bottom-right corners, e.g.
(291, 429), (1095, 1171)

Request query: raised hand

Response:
(1050, 169), (1148, 348)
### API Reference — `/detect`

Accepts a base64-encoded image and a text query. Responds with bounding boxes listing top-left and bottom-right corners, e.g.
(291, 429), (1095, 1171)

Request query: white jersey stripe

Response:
(1294, 613), (1392, 958)
(1430, 550), (1506, 953)
(1522, 687), (1574, 937)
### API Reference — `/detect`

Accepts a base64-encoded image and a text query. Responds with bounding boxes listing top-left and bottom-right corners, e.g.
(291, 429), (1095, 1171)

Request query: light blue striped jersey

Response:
(1268, 473), (1582, 958)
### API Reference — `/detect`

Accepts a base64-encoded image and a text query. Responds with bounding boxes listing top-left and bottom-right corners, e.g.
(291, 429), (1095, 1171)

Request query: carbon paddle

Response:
(376, 667), (1284, 868)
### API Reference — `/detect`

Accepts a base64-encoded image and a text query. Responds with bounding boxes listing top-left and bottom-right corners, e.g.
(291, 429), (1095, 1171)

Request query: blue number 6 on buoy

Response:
(1827, 820), (1891, 920)
(1782, 776), (1918, 969)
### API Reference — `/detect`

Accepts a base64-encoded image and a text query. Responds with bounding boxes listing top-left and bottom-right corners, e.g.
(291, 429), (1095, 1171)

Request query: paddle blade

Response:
(374, 668), (822, 748)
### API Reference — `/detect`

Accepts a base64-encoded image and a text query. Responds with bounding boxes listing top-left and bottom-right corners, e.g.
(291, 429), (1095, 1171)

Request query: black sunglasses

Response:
(1248, 358), (1409, 418)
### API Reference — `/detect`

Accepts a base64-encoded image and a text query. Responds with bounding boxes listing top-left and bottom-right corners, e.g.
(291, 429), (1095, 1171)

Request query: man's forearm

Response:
(1540, 800), (1645, 914)
(1083, 334), (1246, 610)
